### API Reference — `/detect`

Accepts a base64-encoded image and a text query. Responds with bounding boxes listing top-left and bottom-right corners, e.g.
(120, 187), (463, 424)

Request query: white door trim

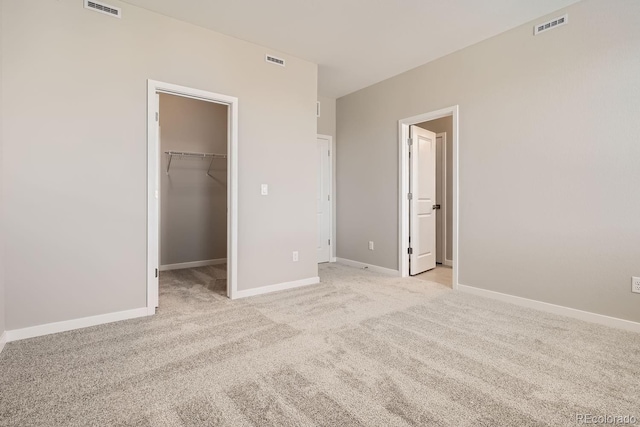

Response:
(0, 332), (7, 354)
(5, 308), (150, 343)
(317, 134), (336, 262)
(457, 284), (640, 333)
(147, 80), (239, 310)
(436, 132), (447, 265)
(398, 106), (459, 289)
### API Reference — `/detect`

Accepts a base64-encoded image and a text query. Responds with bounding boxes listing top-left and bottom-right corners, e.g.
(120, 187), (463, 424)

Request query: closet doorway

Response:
(147, 80), (239, 312)
(398, 105), (459, 290)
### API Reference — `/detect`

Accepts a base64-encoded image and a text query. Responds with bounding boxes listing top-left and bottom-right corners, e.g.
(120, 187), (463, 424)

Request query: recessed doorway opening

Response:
(147, 80), (239, 313)
(398, 106), (459, 289)
(316, 134), (335, 264)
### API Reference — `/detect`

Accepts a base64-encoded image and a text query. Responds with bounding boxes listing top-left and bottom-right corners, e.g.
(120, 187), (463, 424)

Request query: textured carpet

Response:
(1, 263), (639, 426)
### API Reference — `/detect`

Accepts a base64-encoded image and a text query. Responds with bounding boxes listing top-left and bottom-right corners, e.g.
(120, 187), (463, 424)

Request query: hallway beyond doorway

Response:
(413, 265), (452, 288)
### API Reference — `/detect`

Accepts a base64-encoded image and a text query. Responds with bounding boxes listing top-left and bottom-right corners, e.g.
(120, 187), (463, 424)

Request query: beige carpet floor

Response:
(0, 263), (639, 426)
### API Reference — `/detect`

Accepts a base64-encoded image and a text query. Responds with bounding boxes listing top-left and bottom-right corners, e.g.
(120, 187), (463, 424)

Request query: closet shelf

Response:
(164, 150), (227, 177)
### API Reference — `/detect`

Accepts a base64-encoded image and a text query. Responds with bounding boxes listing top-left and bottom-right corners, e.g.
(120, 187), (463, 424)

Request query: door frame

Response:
(436, 132), (448, 266)
(147, 80), (239, 312)
(317, 134), (336, 262)
(398, 106), (459, 289)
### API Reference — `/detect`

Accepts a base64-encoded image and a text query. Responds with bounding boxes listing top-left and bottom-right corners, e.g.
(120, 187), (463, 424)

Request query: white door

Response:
(435, 134), (445, 264)
(317, 137), (331, 263)
(409, 125), (436, 275)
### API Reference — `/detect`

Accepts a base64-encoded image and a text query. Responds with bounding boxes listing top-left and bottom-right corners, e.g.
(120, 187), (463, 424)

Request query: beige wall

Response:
(0, 0), (4, 336)
(337, 0), (640, 322)
(159, 94), (228, 266)
(416, 116), (453, 261)
(317, 96), (336, 140)
(2, 0), (318, 330)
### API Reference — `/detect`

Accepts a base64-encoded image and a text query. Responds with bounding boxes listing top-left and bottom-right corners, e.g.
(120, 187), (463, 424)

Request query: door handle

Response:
(432, 204), (441, 210)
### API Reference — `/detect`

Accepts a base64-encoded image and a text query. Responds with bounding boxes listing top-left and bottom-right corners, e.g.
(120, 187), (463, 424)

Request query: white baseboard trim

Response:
(336, 258), (400, 276)
(5, 307), (151, 343)
(458, 284), (640, 333)
(0, 331), (7, 354)
(443, 259), (453, 267)
(330, 257), (337, 263)
(233, 276), (320, 299)
(160, 258), (226, 271)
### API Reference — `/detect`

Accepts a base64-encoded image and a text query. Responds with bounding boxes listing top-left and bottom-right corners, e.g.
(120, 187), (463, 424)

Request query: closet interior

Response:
(158, 93), (228, 298)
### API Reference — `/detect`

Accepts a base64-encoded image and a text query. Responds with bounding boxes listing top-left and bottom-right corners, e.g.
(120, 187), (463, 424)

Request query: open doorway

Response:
(147, 81), (239, 313)
(398, 106), (459, 289)
(316, 134), (334, 264)
(159, 94), (228, 298)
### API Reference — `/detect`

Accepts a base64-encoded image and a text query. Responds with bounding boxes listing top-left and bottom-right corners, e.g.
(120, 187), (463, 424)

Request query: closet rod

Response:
(165, 151), (227, 175)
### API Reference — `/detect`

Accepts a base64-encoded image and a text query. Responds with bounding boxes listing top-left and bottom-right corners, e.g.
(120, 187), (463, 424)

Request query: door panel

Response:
(435, 135), (444, 264)
(151, 93), (160, 308)
(409, 125), (436, 275)
(317, 137), (331, 263)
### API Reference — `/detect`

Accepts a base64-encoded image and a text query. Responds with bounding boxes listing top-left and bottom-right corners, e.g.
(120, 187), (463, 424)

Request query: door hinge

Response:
(328, 150), (331, 157)
(408, 138), (413, 146)
(155, 268), (158, 278)
(155, 112), (159, 122)
(408, 193), (413, 200)
(408, 247), (413, 255)
(328, 194), (330, 201)
(328, 239), (331, 245)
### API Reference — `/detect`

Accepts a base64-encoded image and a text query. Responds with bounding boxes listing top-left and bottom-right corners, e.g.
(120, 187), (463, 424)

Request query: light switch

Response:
(261, 184), (268, 196)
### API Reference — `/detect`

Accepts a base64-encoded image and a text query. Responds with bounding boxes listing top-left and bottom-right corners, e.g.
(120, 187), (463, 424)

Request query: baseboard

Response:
(330, 257), (337, 263)
(5, 307), (151, 343)
(443, 259), (453, 267)
(160, 258), (226, 271)
(233, 276), (320, 299)
(458, 284), (640, 333)
(336, 258), (400, 276)
(0, 331), (7, 354)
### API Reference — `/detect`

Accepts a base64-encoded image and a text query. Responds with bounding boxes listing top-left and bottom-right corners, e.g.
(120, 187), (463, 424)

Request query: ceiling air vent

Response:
(534, 14), (567, 35)
(266, 54), (285, 67)
(84, 0), (122, 18)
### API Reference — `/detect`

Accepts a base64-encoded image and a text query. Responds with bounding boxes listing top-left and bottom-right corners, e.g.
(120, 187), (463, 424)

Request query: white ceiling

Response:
(121, 0), (581, 98)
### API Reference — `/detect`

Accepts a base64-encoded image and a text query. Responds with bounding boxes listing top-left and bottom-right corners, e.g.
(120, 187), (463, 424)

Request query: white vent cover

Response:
(84, 0), (121, 18)
(266, 54), (285, 67)
(534, 14), (567, 35)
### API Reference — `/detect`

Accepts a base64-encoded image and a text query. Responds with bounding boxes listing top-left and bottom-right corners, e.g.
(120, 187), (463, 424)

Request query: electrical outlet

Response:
(368, 241), (374, 251)
(292, 251), (299, 262)
(632, 277), (640, 294)
(261, 184), (268, 196)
